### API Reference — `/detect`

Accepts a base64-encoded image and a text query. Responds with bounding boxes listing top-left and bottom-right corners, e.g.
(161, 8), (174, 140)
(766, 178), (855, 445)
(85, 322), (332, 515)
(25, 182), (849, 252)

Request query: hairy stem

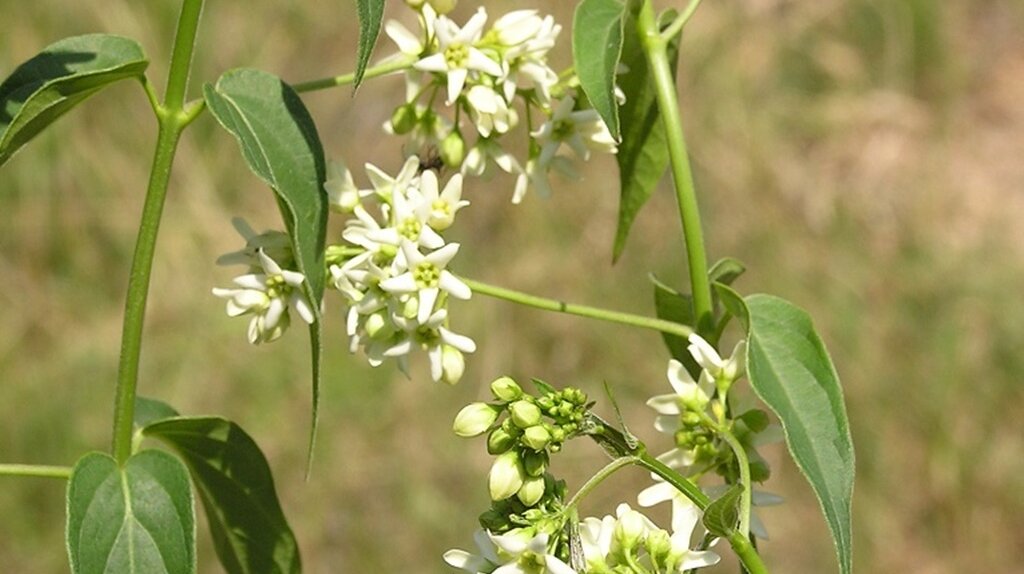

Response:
(0, 464), (72, 480)
(716, 424), (754, 537)
(111, 0), (204, 465)
(637, 1), (714, 334)
(462, 277), (694, 339)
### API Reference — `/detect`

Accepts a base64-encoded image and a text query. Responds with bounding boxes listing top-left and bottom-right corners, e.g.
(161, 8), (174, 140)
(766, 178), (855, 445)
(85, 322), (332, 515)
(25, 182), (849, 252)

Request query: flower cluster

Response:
(385, 2), (617, 203)
(646, 334), (747, 471)
(579, 502), (719, 573)
(454, 377), (588, 508)
(326, 157), (475, 384)
(212, 219), (315, 345)
(444, 501), (719, 574)
(643, 334), (782, 539)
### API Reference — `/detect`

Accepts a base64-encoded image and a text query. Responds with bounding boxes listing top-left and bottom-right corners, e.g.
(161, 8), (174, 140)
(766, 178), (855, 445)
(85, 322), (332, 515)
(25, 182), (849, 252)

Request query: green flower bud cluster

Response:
(478, 474), (567, 535)
(453, 377), (593, 539)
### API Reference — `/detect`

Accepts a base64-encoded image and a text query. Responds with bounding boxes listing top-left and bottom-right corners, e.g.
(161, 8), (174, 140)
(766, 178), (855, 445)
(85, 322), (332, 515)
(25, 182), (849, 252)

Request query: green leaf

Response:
(650, 274), (701, 378)
(143, 417), (301, 574)
(530, 378), (557, 396)
(728, 290), (855, 574)
(133, 396), (180, 430)
(701, 483), (742, 538)
(66, 450), (195, 574)
(573, 0), (625, 140)
(708, 257), (746, 286)
(204, 68), (329, 467)
(612, 10), (679, 261)
(354, 0), (386, 88)
(0, 34), (148, 167)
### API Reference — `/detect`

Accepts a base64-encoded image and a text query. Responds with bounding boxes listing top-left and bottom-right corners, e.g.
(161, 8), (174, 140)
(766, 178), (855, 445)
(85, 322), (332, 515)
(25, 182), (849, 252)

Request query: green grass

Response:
(2, 0), (1024, 572)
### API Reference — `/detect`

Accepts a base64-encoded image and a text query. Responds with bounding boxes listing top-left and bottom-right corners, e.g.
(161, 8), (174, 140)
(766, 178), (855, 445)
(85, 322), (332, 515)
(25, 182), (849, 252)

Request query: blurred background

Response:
(2, 0), (1023, 572)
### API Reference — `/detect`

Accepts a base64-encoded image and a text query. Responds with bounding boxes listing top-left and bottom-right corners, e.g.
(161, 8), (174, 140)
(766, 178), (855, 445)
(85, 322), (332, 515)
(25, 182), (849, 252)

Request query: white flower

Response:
(633, 490), (721, 571)
(444, 530), (501, 573)
(687, 334), (746, 382)
(419, 169), (469, 231)
(387, 307), (477, 382)
(215, 217), (292, 268)
(466, 84), (517, 137)
(212, 250), (315, 345)
(463, 137), (521, 179)
(379, 240), (472, 324)
(512, 156), (579, 204)
(489, 531), (578, 574)
(325, 160), (371, 213)
(386, 4), (437, 57)
(366, 156), (421, 203)
(532, 96), (617, 165)
(415, 8), (503, 104)
(579, 514), (616, 568)
(647, 359), (714, 416)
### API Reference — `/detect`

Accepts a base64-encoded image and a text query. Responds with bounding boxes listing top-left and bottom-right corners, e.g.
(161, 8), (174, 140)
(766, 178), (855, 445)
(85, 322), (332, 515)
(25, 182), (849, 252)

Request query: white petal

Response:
(264, 297), (285, 331)
(545, 556), (578, 574)
(439, 271), (472, 300)
(418, 288), (439, 324)
(292, 295), (315, 325)
(678, 550), (721, 569)
(428, 344), (443, 382)
(446, 68), (468, 104)
(233, 274), (267, 290)
(467, 48), (502, 77)
(647, 393), (682, 415)
(414, 53), (448, 73)
(440, 327), (476, 353)
(442, 549), (488, 572)
(637, 481), (675, 507)
(379, 273), (418, 294)
(257, 250), (283, 275)
(385, 20), (422, 55)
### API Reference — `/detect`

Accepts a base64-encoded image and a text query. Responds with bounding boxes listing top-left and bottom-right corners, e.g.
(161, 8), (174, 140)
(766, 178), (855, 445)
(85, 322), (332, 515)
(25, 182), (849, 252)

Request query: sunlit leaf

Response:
(204, 69), (328, 469)
(721, 286), (855, 574)
(66, 451), (195, 574)
(0, 34), (148, 167)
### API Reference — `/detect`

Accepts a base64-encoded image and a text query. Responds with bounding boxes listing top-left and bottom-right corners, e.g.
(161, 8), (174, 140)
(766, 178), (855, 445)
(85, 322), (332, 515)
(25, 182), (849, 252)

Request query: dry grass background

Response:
(2, 0), (1024, 572)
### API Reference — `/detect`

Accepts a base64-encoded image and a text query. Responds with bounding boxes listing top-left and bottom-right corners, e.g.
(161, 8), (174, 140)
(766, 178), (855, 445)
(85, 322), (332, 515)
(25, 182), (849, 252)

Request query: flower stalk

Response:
(462, 277), (694, 339)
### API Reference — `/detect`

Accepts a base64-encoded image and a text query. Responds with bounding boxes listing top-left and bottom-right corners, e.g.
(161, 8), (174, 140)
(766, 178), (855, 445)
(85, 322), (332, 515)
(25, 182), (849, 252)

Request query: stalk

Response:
(637, 0), (714, 334)
(111, 0), (205, 465)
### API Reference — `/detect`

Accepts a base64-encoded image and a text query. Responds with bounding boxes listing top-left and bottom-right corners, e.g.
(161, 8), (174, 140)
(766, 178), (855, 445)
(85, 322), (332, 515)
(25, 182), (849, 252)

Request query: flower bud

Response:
(645, 528), (672, 564)
(490, 376), (523, 402)
(364, 311), (388, 338)
(427, 0), (458, 14)
(389, 103), (419, 135)
(402, 296), (418, 320)
(613, 506), (648, 551)
(509, 400), (542, 429)
(516, 475), (546, 507)
(521, 425), (551, 451)
(440, 130), (466, 168)
(522, 450), (547, 477)
(453, 403), (500, 437)
(487, 427), (515, 454)
(489, 450), (525, 501)
(440, 345), (465, 385)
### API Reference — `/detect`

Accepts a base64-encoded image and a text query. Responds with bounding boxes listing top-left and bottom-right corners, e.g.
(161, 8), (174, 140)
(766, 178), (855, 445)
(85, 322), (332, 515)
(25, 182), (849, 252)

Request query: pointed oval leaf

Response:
(204, 68), (328, 466)
(612, 10), (679, 261)
(702, 483), (742, 538)
(739, 293), (855, 574)
(355, 0), (387, 88)
(133, 396), (180, 430)
(66, 450), (195, 574)
(0, 34), (148, 167)
(143, 417), (301, 574)
(573, 0), (625, 139)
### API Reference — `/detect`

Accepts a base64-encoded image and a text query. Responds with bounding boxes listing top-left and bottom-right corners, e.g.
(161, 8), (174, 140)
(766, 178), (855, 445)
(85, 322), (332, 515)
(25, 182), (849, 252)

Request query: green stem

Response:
(111, 0), (204, 466)
(636, 452), (710, 509)
(660, 0), (704, 41)
(462, 278), (693, 339)
(0, 464), (72, 480)
(292, 57), (416, 93)
(637, 1), (713, 334)
(725, 531), (769, 574)
(638, 452), (768, 574)
(716, 425), (753, 537)
(562, 457), (636, 513)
